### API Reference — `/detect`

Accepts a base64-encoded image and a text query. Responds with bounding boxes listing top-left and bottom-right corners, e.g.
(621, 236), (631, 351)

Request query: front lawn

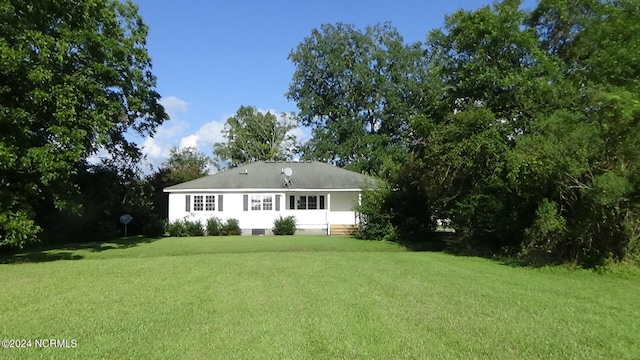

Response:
(1, 236), (638, 359)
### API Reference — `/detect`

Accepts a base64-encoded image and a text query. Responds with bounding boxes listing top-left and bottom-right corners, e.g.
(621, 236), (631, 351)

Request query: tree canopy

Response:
(291, 0), (640, 267)
(287, 23), (430, 175)
(213, 105), (298, 169)
(0, 0), (167, 247)
(403, 0), (640, 266)
(161, 146), (212, 184)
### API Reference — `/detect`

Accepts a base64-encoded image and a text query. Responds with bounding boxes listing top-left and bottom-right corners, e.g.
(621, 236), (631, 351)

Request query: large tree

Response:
(161, 146), (212, 184)
(408, 0), (558, 250)
(403, 0), (640, 266)
(213, 105), (298, 169)
(287, 23), (430, 176)
(0, 0), (167, 247)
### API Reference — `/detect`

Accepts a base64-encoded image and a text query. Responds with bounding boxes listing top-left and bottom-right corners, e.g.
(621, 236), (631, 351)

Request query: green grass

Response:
(1, 236), (639, 359)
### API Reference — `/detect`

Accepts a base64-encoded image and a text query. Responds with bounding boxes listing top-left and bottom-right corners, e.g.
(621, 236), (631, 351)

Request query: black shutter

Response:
(320, 195), (325, 210)
(243, 195), (248, 211)
(218, 195), (223, 211)
(289, 195), (295, 210)
(275, 195), (281, 211)
(185, 195), (191, 212)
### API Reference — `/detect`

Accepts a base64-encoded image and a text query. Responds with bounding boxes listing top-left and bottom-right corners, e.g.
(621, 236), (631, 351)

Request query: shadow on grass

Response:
(402, 231), (459, 252)
(401, 231), (534, 267)
(1, 251), (84, 264)
(55, 236), (163, 252)
(0, 236), (164, 265)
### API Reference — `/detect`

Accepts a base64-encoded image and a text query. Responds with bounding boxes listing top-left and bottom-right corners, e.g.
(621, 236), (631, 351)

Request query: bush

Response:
(183, 219), (204, 236)
(624, 210), (640, 264)
(0, 210), (41, 248)
(221, 218), (241, 236)
(354, 187), (396, 241)
(273, 216), (297, 235)
(519, 199), (567, 266)
(166, 220), (186, 237)
(206, 217), (223, 236)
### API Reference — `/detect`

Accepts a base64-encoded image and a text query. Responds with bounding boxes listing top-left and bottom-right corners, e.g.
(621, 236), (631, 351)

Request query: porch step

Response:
(330, 224), (359, 236)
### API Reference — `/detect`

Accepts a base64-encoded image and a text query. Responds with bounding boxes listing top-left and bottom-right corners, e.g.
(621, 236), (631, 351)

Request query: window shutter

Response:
(320, 195), (325, 210)
(185, 195), (191, 212)
(218, 195), (223, 211)
(275, 195), (281, 211)
(289, 195), (295, 210)
(243, 195), (248, 211)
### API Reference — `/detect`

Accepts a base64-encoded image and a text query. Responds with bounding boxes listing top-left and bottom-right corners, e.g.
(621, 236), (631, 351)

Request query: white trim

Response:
(327, 192), (331, 235)
(164, 188), (365, 193)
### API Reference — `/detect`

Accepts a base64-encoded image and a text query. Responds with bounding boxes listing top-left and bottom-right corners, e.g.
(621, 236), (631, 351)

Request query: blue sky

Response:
(131, 0), (537, 169)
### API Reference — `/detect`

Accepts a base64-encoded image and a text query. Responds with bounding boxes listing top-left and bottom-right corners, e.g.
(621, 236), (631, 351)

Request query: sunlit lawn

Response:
(1, 236), (639, 359)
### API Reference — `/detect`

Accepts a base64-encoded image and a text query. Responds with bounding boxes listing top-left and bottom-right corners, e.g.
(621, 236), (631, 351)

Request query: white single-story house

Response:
(163, 160), (377, 235)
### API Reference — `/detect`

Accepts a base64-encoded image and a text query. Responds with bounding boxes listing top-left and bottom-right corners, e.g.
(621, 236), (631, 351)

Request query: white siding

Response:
(167, 190), (360, 234)
(330, 192), (358, 211)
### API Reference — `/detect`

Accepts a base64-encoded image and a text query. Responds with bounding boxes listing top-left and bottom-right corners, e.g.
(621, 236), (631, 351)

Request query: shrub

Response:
(624, 210), (640, 264)
(355, 187), (396, 241)
(183, 219), (204, 236)
(0, 210), (41, 248)
(206, 217), (223, 236)
(166, 220), (186, 237)
(273, 216), (297, 235)
(221, 218), (241, 236)
(519, 199), (567, 266)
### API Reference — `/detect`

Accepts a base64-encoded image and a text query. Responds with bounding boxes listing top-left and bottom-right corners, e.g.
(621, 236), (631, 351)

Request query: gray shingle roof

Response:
(164, 161), (377, 191)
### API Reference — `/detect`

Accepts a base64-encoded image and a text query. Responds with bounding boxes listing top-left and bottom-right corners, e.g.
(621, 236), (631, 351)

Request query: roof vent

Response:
(239, 169), (248, 175)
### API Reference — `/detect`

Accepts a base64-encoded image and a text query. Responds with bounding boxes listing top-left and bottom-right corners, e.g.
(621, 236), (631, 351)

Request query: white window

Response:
(297, 196), (307, 209)
(307, 195), (317, 210)
(191, 194), (219, 212)
(251, 195), (262, 210)
(249, 195), (273, 211)
(291, 195), (325, 210)
(205, 195), (215, 211)
(263, 195), (273, 210)
(193, 195), (204, 211)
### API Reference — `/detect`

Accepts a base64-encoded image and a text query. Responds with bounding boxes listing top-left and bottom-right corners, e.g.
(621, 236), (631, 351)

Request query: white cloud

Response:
(177, 120), (226, 151)
(140, 95), (191, 170)
(86, 146), (111, 165)
(137, 105), (308, 173)
(141, 136), (165, 159)
(141, 118), (189, 162)
(160, 96), (189, 117)
(287, 126), (309, 144)
(179, 134), (199, 149)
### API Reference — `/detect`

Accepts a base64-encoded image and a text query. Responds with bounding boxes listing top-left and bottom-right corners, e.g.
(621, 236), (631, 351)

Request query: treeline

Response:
(288, 0), (640, 267)
(3, 0), (639, 267)
(23, 146), (211, 246)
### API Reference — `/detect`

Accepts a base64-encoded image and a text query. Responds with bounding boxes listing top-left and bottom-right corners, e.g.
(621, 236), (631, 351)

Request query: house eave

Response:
(163, 188), (365, 193)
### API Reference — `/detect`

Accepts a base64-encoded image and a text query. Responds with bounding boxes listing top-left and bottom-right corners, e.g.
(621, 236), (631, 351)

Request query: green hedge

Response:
(273, 216), (297, 235)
